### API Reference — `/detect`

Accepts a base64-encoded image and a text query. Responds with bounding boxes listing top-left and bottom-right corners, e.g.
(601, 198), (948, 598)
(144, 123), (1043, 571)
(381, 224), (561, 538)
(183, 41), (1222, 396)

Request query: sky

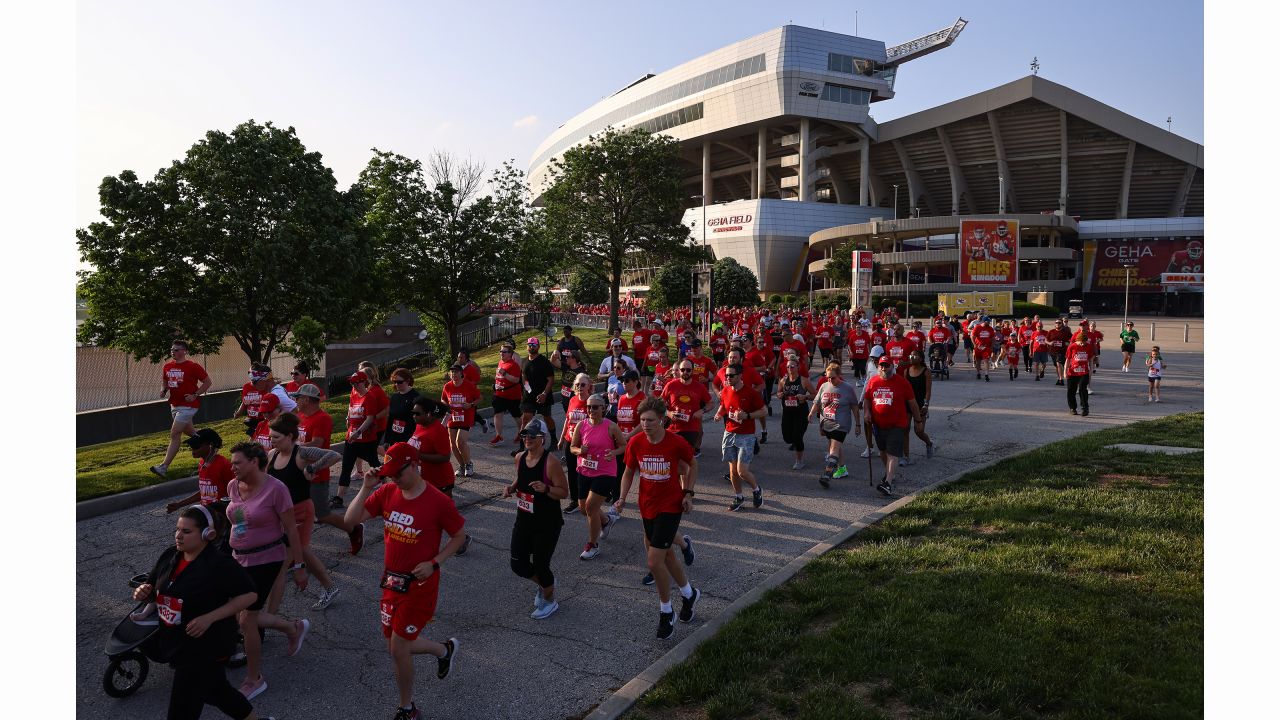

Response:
(75, 0), (1204, 230)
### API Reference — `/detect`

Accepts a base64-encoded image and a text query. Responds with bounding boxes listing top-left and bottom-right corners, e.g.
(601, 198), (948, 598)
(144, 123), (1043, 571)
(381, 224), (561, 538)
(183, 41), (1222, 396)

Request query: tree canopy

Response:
(76, 120), (385, 363)
(646, 261), (694, 311)
(712, 257), (761, 307)
(567, 269), (610, 305)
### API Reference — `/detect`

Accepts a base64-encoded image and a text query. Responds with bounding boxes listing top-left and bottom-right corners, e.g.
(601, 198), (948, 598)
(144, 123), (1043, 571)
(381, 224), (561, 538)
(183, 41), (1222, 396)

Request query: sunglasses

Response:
(725, 373), (739, 379)
(587, 405), (606, 410)
(290, 370), (302, 376)
(679, 369), (693, 374)
(393, 379), (408, 385)
(520, 433), (543, 440)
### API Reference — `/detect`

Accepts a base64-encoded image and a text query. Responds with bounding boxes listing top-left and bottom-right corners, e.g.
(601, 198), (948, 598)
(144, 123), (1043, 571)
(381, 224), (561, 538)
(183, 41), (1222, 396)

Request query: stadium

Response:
(528, 20), (1204, 315)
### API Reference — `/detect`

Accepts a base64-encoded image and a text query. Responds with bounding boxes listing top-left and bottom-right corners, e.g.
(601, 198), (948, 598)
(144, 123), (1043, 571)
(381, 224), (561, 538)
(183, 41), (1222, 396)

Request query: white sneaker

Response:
(599, 516), (613, 540)
(791, 461), (804, 470)
(312, 586), (340, 610)
(579, 543), (599, 560)
(901, 456), (913, 466)
(531, 600), (559, 620)
(860, 447), (873, 458)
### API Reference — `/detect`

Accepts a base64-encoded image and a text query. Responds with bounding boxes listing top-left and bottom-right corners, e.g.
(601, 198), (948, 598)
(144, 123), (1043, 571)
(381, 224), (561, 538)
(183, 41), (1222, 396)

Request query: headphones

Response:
(185, 504), (217, 542)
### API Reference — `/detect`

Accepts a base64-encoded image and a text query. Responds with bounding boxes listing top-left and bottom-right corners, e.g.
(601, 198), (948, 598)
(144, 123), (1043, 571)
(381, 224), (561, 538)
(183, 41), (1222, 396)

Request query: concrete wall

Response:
(77, 389), (244, 448)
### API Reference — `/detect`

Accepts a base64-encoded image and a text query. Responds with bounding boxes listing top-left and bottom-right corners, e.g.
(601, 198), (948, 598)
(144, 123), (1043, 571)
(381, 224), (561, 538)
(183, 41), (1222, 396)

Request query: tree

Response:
(357, 151), (536, 358)
(646, 261), (694, 311)
(712, 257), (760, 308)
(824, 237), (857, 289)
(568, 270), (609, 305)
(540, 127), (695, 332)
(276, 316), (328, 372)
(76, 120), (386, 363)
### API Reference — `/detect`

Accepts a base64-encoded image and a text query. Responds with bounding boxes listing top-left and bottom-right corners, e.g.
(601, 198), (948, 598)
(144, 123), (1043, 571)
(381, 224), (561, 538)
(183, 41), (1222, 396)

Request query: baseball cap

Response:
(289, 383), (322, 400)
(877, 355), (894, 366)
(792, 333), (803, 340)
(377, 443), (420, 478)
(610, 338), (622, 347)
(780, 320), (791, 326)
(520, 417), (550, 438)
(526, 336), (540, 346)
(690, 338), (702, 347)
(184, 428), (222, 448)
(348, 371), (367, 384)
(257, 393), (281, 414)
(869, 345), (885, 358)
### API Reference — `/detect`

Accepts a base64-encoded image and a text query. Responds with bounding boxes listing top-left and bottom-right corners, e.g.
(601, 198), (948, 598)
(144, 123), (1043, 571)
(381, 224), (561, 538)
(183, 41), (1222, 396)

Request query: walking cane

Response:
(866, 418), (875, 487)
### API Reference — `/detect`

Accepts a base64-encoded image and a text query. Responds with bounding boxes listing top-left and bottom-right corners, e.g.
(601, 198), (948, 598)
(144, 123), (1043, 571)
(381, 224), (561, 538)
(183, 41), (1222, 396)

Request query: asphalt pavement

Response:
(76, 317), (1204, 720)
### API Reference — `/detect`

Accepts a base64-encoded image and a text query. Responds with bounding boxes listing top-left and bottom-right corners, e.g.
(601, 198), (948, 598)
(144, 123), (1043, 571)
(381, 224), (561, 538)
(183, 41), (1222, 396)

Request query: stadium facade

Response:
(528, 21), (1204, 314)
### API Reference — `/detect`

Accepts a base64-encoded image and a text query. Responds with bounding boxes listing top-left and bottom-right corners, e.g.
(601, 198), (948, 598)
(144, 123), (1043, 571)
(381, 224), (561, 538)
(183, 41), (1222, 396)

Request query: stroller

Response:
(928, 343), (950, 380)
(101, 573), (163, 698)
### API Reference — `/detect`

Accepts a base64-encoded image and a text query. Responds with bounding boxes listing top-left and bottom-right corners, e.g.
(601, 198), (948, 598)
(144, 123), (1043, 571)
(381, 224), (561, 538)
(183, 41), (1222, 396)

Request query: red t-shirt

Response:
(905, 330), (927, 352)
(885, 339), (915, 367)
(363, 482), (465, 577)
(409, 422), (454, 491)
(252, 420), (272, 451)
(297, 409), (334, 483)
(197, 454), (233, 505)
(713, 365), (763, 393)
(441, 380), (481, 429)
(686, 355), (718, 386)
(624, 431), (694, 520)
(849, 332), (871, 359)
(710, 334), (728, 355)
(871, 330), (887, 347)
(651, 361), (674, 397)
(816, 326), (834, 350)
(163, 360), (209, 408)
(462, 363), (481, 385)
(719, 384), (764, 435)
(347, 386), (390, 442)
(927, 327), (952, 345)
(241, 383), (263, 420)
(662, 380), (711, 433)
(864, 373), (914, 428)
(615, 391), (645, 434)
(1066, 343), (1094, 377)
(1048, 328), (1068, 352)
(1031, 331), (1050, 354)
(745, 347), (774, 379)
(561, 395), (589, 442)
(494, 359), (523, 401)
(972, 326), (996, 351)
(1019, 325), (1035, 344)
(283, 378), (325, 400)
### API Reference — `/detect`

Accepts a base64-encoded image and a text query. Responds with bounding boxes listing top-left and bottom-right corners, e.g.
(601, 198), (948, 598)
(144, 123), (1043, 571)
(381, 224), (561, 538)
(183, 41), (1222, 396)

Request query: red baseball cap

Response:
(377, 442), (420, 477)
(348, 371), (367, 384)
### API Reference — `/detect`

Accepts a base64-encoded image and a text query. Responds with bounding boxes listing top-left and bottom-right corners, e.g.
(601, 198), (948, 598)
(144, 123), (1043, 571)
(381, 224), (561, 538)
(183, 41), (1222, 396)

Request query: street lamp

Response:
(1121, 259), (1138, 326)
(904, 262), (911, 323)
(893, 184), (900, 220)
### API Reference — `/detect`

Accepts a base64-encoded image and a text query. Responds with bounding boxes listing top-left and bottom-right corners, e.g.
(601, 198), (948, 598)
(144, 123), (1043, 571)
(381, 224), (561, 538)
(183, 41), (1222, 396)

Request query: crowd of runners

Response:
(135, 305), (1165, 719)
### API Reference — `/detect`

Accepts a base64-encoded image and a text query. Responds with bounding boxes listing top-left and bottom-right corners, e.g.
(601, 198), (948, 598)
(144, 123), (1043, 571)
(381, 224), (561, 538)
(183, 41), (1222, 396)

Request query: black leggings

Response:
(1067, 374), (1090, 411)
(167, 658), (253, 720)
(563, 447), (581, 503)
(338, 440), (381, 488)
(851, 359), (867, 380)
(781, 408), (807, 451)
(510, 518), (562, 588)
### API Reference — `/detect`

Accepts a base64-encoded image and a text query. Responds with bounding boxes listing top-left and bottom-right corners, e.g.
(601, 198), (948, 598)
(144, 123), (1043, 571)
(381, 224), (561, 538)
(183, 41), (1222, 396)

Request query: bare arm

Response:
(342, 471), (381, 527)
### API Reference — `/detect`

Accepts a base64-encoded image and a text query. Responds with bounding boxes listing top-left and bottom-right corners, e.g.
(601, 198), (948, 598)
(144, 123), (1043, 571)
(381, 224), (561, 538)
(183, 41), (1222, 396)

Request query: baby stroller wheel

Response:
(103, 650), (149, 698)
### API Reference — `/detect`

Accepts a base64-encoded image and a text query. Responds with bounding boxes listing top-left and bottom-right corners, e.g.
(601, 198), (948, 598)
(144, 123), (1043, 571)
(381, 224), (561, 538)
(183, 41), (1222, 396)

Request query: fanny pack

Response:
(380, 570), (416, 593)
(232, 535), (284, 557)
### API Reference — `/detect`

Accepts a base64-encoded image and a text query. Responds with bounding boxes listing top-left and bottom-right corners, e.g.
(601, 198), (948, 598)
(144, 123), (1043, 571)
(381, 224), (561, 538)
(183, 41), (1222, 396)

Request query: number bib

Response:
(561, 386), (572, 397)
(516, 491), (535, 513)
(580, 457), (599, 471)
(823, 405), (837, 419)
(674, 411), (689, 422)
(449, 412), (465, 424)
(391, 420), (406, 434)
(156, 594), (183, 627)
(784, 398), (798, 407)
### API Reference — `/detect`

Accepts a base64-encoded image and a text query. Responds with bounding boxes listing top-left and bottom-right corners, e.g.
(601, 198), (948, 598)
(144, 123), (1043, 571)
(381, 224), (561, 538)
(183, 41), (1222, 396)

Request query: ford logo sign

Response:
(799, 81), (820, 92)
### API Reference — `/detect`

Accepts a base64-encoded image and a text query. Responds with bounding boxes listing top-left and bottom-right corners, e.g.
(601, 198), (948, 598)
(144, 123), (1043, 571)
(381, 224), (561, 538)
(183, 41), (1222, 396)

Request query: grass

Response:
(630, 412), (1204, 720)
(76, 327), (612, 501)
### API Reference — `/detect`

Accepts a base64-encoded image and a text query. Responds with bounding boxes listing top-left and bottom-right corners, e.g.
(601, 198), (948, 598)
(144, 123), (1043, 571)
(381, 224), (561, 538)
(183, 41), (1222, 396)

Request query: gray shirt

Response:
(813, 380), (860, 432)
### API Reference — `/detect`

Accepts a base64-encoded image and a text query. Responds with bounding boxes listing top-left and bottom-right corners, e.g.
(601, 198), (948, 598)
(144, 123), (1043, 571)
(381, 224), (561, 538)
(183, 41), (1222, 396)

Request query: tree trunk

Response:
(608, 255), (623, 333)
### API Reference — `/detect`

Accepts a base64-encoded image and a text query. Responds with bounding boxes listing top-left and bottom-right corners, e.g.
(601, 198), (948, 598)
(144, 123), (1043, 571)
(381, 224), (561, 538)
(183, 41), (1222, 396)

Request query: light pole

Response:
(893, 183), (900, 220)
(808, 273), (814, 314)
(904, 262), (911, 323)
(1121, 259), (1138, 326)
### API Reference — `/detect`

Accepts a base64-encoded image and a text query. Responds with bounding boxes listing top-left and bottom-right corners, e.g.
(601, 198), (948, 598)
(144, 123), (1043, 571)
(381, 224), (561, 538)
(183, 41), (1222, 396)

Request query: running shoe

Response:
(723, 472), (731, 483)
(599, 516), (613, 540)
(728, 495), (745, 512)
(534, 590), (546, 610)
(985, 375), (990, 382)
(454, 466), (463, 478)
(489, 435), (503, 445)
(239, 676), (267, 701)
(678, 587), (701, 623)
(819, 474), (830, 489)
(393, 704), (421, 720)
(606, 505), (620, 523)
(876, 481), (893, 496)
(642, 572), (655, 585)
(832, 465), (849, 479)
(681, 535), (695, 566)
(693, 449), (701, 459)
(330, 495), (344, 509)
(349, 523), (365, 556)
(1081, 408), (1089, 417)
(1071, 409), (1078, 415)
(759, 432), (768, 444)
(860, 447), (873, 459)
(926, 443), (936, 459)
(463, 462), (475, 477)
(791, 461), (805, 471)
(437, 638), (459, 679)
(455, 534), (472, 556)
(580, 543), (600, 560)
(148, 464), (168, 479)
(563, 502), (579, 515)
(657, 611), (675, 640)
(901, 456), (913, 466)
(287, 619), (310, 657)
(312, 586), (340, 611)
(531, 600), (559, 620)
(227, 649), (247, 668)
(752, 487), (763, 508)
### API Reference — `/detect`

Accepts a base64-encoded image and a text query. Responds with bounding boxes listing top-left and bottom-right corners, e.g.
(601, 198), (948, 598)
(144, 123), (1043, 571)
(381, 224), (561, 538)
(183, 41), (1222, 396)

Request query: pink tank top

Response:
(577, 419), (617, 477)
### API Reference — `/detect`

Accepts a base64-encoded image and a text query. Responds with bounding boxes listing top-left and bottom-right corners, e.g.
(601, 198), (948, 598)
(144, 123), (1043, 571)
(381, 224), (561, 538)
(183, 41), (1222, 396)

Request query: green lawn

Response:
(76, 327), (612, 501)
(631, 412), (1204, 720)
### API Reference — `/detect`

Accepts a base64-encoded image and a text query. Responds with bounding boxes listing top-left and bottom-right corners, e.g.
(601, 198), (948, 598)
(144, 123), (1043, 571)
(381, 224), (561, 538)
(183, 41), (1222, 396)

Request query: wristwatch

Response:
(290, 562), (306, 571)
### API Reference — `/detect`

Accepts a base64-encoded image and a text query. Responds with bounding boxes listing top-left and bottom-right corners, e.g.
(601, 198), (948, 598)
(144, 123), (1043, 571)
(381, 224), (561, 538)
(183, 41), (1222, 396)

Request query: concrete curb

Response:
(584, 457), (1003, 720)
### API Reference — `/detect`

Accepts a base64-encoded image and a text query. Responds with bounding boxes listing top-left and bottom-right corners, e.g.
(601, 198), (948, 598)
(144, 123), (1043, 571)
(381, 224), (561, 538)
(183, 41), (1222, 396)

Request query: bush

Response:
(768, 294), (783, 304)
(1012, 301), (1060, 318)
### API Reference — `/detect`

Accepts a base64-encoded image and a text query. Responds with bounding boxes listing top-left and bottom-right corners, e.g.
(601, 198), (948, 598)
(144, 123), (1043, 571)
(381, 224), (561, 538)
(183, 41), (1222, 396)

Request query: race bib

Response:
(674, 411), (689, 422)
(823, 405), (837, 419)
(516, 492), (535, 513)
(156, 594), (183, 627)
(167, 379), (179, 388)
(580, 457), (599, 471)
(449, 412), (465, 424)
(391, 420), (406, 434)
(561, 386), (572, 398)
(784, 398), (798, 407)
(523, 380), (533, 394)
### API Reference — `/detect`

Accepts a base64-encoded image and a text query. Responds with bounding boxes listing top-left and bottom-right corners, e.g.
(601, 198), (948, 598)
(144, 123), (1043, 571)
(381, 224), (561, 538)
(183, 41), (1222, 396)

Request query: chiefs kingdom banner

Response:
(1081, 238), (1204, 293)
(959, 219), (1018, 287)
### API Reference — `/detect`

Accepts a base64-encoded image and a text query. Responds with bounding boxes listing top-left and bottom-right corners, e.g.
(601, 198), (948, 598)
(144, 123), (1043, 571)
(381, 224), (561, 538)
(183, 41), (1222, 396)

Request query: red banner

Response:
(958, 219), (1018, 287)
(1082, 239), (1203, 293)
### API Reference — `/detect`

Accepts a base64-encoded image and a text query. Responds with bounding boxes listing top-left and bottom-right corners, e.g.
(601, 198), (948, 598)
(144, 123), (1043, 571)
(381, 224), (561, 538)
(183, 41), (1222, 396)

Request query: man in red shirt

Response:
(1049, 318), (1069, 386)
(713, 364), (766, 512)
(862, 356), (924, 495)
(848, 321), (872, 385)
(164, 428), (232, 515)
(970, 317), (997, 382)
(1064, 333), (1095, 416)
(343, 443), (466, 720)
(290, 382), (365, 556)
(151, 340), (213, 479)
(745, 335), (777, 422)
(615, 398), (700, 640)
(927, 318), (954, 368)
(1018, 318), (1036, 373)
(904, 321), (927, 354)
(662, 359), (712, 458)
(884, 328), (915, 373)
(491, 343), (524, 445)
(684, 340), (719, 389)
(631, 319), (650, 374)
(283, 361), (325, 400)
(1031, 322), (1052, 381)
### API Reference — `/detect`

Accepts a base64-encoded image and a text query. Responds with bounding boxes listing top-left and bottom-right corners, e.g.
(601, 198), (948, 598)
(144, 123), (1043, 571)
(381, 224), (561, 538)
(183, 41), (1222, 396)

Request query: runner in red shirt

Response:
(1001, 329), (1022, 380)
(709, 326), (729, 366)
(343, 443), (466, 718)
(862, 356), (924, 495)
(491, 343), (524, 445)
(164, 428), (232, 520)
(650, 347), (676, 399)
(631, 320), (650, 375)
(848, 322), (872, 385)
(884, 330), (915, 373)
(441, 365), (481, 479)
(151, 340), (213, 480)
(1018, 319), (1036, 373)
(927, 319), (954, 369)
(289, 382), (364, 552)
(971, 317), (996, 381)
(1049, 318), (1069, 386)
(714, 365), (766, 511)
(615, 398), (700, 640)
(815, 323), (835, 365)
(335, 370), (389, 509)
(283, 361), (325, 400)
(684, 341), (719, 389)
(780, 333), (809, 372)
(1031, 322), (1052, 381)
(1064, 334), (1095, 416)
(904, 322), (927, 355)
(662, 359), (712, 457)
(250, 393), (282, 450)
(234, 380), (264, 437)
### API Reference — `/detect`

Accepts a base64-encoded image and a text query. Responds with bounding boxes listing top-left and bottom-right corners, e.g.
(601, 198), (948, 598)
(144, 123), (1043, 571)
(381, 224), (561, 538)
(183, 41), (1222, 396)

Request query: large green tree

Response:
(646, 261), (694, 311)
(77, 120), (385, 363)
(357, 151), (537, 358)
(539, 127), (695, 331)
(567, 269), (609, 305)
(712, 257), (761, 307)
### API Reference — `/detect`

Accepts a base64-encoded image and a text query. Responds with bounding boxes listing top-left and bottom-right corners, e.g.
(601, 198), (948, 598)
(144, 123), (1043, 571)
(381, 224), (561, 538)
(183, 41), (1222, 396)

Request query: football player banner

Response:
(959, 219), (1019, 287)
(1082, 239), (1203, 293)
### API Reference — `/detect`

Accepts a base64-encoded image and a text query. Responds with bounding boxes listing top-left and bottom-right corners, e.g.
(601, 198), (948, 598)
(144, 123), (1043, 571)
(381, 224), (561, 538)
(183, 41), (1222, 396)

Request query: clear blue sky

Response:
(76, 0), (1203, 228)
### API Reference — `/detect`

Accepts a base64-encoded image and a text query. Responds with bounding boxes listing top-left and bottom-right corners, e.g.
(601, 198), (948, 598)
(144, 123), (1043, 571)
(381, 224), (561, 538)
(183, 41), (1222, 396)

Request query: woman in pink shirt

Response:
(569, 393), (625, 560)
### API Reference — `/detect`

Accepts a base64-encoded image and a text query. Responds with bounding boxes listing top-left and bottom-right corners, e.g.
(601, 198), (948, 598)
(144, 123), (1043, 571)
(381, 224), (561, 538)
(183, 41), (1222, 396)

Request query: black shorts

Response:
(819, 347), (833, 362)
(242, 560), (283, 611)
(493, 395), (523, 419)
(642, 512), (683, 550)
(1121, 342), (1136, 353)
(677, 430), (700, 450)
(577, 472), (620, 500)
(1054, 353), (1066, 366)
(872, 426), (906, 458)
(521, 394), (554, 416)
(821, 427), (848, 443)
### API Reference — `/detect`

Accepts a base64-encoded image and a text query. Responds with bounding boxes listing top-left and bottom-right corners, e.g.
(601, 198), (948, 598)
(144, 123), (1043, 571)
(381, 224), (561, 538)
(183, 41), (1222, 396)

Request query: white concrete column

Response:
(702, 141), (712, 204)
(799, 119), (811, 202)
(859, 139), (870, 205)
(757, 127), (767, 199)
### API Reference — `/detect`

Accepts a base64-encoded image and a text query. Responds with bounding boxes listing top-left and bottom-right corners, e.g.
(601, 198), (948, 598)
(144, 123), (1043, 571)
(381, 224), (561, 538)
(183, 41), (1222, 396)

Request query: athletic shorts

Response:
(642, 512), (682, 550)
(1148, 375), (1161, 384)
(380, 580), (440, 640)
(309, 482), (333, 519)
(521, 394), (554, 417)
(974, 349), (992, 360)
(677, 430), (700, 452)
(578, 472), (620, 500)
(447, 423), (471, 432)
(243, 561), (283, 611)
(170, 406), (198, 424)
(292, 500), (316, 547)
(820, 427), (848, 444)
(819, 348), (833, 362)
(1033, 351), (1050, 365)
(872, 425), (906, 458)
(962, 336), (973, 349)
(493, 396), (523, 419)
(1121, 342), (1136, 353)
(1054, 353), (1066, 366)
(721, 431), (755, 464)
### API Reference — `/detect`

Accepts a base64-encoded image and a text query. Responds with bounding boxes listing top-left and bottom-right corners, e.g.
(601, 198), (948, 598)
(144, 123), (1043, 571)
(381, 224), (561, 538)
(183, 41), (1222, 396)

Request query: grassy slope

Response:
(77, 328), (611, 501)
(633, 412), (1203, 720)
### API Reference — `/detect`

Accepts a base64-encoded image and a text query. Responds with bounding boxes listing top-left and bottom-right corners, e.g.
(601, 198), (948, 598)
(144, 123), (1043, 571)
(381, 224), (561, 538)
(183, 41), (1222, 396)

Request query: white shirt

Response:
(270, 384), (298, 413)
(598, 354), (637, 375)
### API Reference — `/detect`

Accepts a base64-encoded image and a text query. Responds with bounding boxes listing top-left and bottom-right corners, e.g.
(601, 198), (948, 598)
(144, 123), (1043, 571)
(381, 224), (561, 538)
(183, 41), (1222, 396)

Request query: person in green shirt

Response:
(1119, 321), (1140, 372)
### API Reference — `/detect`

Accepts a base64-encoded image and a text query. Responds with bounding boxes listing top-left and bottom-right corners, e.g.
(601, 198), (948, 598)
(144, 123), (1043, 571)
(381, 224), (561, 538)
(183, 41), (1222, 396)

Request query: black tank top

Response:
(779, 375), (808, 414)
(515, 450), (564, 528)
(905, 367), (927, 404)
(270, 445), (309, 505)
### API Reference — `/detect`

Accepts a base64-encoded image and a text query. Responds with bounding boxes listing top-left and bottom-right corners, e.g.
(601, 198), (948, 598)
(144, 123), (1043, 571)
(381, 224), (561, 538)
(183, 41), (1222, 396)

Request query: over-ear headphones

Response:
(185, 504), (217, 542)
